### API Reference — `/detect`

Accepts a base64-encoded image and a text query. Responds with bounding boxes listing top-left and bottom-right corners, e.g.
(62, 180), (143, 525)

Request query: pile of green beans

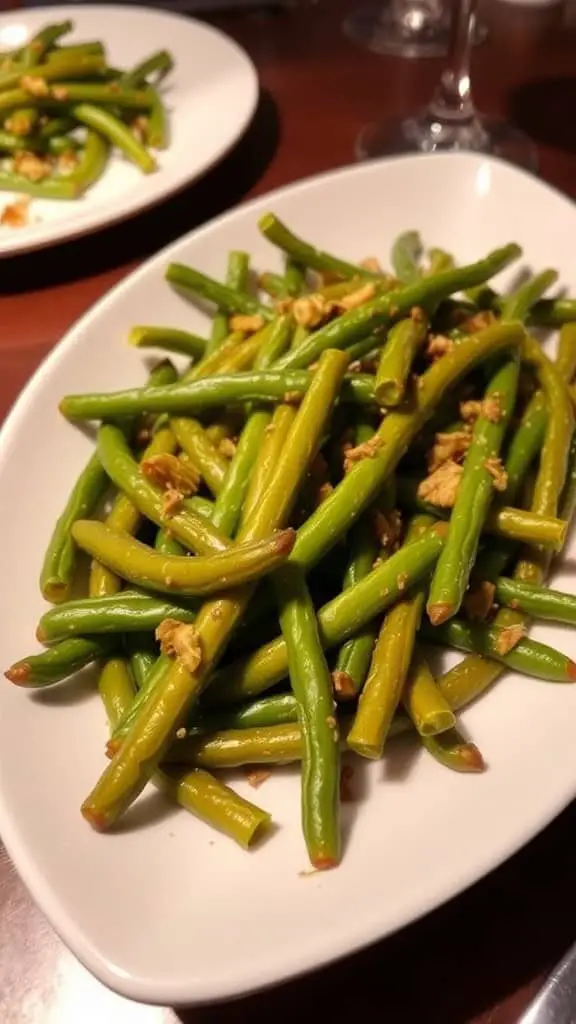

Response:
(8, 218), (576, 867)
(0, 20), (173, 210)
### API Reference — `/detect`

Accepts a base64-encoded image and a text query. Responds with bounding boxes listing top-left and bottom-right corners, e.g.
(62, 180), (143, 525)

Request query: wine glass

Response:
(343, 0), (486, 60)
(354, 0), (538, 171)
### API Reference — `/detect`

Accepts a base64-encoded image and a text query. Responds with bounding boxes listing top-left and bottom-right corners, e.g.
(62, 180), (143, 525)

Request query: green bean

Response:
(127, 643), (156, 690)
(274, 245), (522, 372)
(6, 637), (115, 687)
(171, 721), (305, 768)
(426, 248), (455, 276)
(427, 353), (519, 624)
(38, 114), (75, 139)
(285, 258), (306, 297)
(210, 316), (294, 537)
(195, 692), (297, 732)
(516, 335), (574, 580)
(530, 298), (576, 327)
(259, 272), (287, 299)
(90, 362), (179, 598)
(401, 653), (455, 736)
(72, 103), (156, 173)
(500, 269), (558, 322)
(275, 564), (340, 869)
(239, 404), (296, 530)
(290, 322), (524, 574)
(99, 658), (137, 731)
(72, 520), (296, 597)
(258, 212), (383, 280)
(60, 128), (109, 195)
(421, 619), (576, 682)
(332, 435), (381, 701)
(154, 528), (185, 557)
(502, 391), (548, 504)
(559, 429), (576, 521)
(209, 251), (251, 354)
(18, 20), (74, 67)
(96, 424), (231, 556)
(109, 654), (171, 751)
(58, 368), (374, 420)
(421, 728), (485, 773)
(37, 591), (197, 643)
(121, 50), (173, 89)
(129, 326), (206, 361)
(158, 767), (272, 848)
(347, 519), (428, 759)
(556, 323), (576, 383)
(100, 657), (270, 847)
(375, 314), (428, 406)
(170, 417), (228, 496)
(167, 262), (271, 320)
(0, 83), (152, 111)
(39, 451), (108, 604)
(0, 53), (105, 91)
(493, 576), (576, 625)
(391, 230), (422, 284)
(396, 476), (566, 549)
(81, 350), (349, 829)
(206, 522), (448, 707)
(0, 128), (40, 151)
(146, 87), (168, 150)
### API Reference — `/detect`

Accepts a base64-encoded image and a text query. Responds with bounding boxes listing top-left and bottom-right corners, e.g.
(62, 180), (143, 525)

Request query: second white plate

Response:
(0, 4), (258, 256)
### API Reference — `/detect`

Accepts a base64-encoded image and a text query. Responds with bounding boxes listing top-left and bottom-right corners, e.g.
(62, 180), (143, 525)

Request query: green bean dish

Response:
(8, 216), (576, 868)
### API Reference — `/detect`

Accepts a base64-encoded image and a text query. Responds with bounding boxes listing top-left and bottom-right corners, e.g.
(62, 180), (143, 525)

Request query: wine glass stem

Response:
(429, 0), (477, 123)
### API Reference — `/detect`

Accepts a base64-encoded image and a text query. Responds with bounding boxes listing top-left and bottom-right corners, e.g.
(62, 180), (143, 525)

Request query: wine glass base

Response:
(355, 115), (538, 173)
(343, 4), (487, 59)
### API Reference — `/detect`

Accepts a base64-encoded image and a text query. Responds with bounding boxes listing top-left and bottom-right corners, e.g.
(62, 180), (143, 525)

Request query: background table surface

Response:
(1, 1), (576, 1021)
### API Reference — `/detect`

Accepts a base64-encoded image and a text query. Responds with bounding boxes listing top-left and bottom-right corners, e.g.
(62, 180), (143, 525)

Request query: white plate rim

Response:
(0, 3), (259, 258)
(1, 151), (576, 1005)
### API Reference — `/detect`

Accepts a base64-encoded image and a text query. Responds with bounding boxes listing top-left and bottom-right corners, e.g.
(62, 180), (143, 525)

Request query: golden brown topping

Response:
(229, 313), (265, 333)
(246, 769), (271, 789)
(344, 435), (382, 472)
(162, 488), (184, 516)
(418, 459), (463, 507)
(292, 294), (335, 328)
(274, 297), (294, 315)
(410, 305), (426, 323)
(218, 437), (237, 459)
(332, 670), (356, 699)
(360, 256), (383, 274)
(494, 623), (525, 656)
(348, 359), (362, 373)
(57, 149), (78, 176)
(463, 310), (496, 332)
(483, 456), (508, 491)
(142, 452), (199, 496)
(5, 111), (33, 136)
(156, 619), (202, 671)
(426, 334), (454, 361)
(396, 572), (409, 591)
(131, 115), (149, 143)
(0, 195), (30, 228)
(464, 580), (496, 621)
(20, 75), (49, 97)
(372, 508), (402, 550)
(13, 151), (51, 182)
(51, 85), (69, 101)
(428, 429), (471, 472)
(317, 481), (334, 505)
(283, 391), (302, 404)
(460, 399), (483, 423)
(337, 282), (376, 311)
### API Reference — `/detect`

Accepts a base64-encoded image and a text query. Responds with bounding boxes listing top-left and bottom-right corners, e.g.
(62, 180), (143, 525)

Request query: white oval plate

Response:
(1, 152), (576, 1006)
(0, 4), (258, 256)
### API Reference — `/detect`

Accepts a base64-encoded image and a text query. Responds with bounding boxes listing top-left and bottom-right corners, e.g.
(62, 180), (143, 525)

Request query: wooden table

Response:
(1, 1), (576, 1020)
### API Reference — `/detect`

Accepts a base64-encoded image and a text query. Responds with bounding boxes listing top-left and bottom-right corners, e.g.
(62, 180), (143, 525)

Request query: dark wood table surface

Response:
(1, 1), (576, 1021)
